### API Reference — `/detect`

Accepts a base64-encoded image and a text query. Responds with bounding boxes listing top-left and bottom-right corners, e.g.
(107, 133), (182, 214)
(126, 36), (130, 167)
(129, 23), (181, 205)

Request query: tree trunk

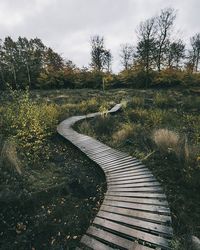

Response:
(26, 62), (31, 87)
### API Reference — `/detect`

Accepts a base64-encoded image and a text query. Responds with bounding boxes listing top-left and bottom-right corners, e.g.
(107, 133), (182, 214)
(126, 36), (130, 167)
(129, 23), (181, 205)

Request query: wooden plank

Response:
(107, 174), (154, 182)
(93, 154), (128, 163)
(101, 156), (134, 166)
(87, 226), (152, 250)
(87, 148), (115, 155)
(100, 205), (171, 224)
(93, 217), (170, 248)
(107, 172), (153, 180)
(91, 152), (126, 161)
(107, 181), (161, 189)
(103, 200), (170, 214)
(92, 153), (126, 161)
(106, 191), (166, 199)
(103, 158), (139, 168)
(87, 146), (118, 153)
(107, 169), (152, 177)
(105, 195), (168, 206)
(88, 148), (119, 156)
(105, 164), (147, 173)
(97, 211), (173, 236)
(105, 159), (141, 167)
(80, 234), (114, 249)
(105, 161), (143, 170)
(96, 155), (130, 164)
(79, 145), (108, 151)
(108, 186), (163, 193)
(107, 166), (149, 175)
(108, 177), (156, 185)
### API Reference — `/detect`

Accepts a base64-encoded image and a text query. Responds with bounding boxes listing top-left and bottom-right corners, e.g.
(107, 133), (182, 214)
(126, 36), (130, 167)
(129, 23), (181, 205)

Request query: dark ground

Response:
(0, 135), (106, 250)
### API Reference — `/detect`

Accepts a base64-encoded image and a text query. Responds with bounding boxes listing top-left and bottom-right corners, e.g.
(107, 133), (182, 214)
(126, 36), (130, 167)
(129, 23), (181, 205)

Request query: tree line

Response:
(0, 7), (200, 90)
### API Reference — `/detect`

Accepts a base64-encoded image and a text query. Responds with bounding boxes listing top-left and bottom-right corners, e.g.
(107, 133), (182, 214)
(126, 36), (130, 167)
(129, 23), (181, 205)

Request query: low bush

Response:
(1, 90), (59, 164)
(153, 92), (176, 108)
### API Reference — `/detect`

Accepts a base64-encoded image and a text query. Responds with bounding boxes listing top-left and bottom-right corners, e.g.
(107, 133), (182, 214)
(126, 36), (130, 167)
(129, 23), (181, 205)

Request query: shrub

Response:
(181, 72), (200, 86)
(99, 102), (110, 117)
(182, 96), (200, 111)
(153, 68), (182, 87)
(1, 90), (59, 164)
(153, 92), (176, 108)
(148, 109), (167, 127)
(183, 114), (200, 145)
(79, 98), (99, 114)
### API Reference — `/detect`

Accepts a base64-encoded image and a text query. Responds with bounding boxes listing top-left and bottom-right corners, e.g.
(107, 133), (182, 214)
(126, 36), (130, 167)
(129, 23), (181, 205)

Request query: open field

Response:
(0, 87), (200, 249)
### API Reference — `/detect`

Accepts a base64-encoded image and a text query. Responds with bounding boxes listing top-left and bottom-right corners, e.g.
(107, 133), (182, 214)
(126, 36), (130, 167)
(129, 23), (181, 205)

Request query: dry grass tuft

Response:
(153, 129), (180, 156)
(77, 120), (95, 137)
(1, 139), (22, 175)
(112, 123), (134, 143)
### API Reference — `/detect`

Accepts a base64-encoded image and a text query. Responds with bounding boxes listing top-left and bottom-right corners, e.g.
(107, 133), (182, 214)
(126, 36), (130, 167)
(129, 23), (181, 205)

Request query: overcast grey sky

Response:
(0, 0), (199, 72)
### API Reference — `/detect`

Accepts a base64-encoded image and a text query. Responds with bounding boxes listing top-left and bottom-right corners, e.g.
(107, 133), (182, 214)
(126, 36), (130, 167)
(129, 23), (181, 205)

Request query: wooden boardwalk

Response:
(57, 104), (173, 250)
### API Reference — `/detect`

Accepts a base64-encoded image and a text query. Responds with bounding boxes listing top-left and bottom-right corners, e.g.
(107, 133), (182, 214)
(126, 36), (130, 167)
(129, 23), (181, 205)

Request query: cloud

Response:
(0, 0), (199, 72)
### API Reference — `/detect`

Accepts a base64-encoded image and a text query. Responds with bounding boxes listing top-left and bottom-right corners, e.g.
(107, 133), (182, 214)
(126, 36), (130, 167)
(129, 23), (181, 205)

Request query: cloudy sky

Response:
(0, 0), (199, 72)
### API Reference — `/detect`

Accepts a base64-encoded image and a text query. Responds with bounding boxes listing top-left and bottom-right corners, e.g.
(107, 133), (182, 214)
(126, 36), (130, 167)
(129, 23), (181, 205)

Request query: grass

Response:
(0, 87), (200, 249)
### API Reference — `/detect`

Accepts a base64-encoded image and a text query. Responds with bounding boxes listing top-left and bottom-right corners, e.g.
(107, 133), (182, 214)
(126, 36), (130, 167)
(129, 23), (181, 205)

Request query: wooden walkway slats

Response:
(87, 226), (152, 250)
(57, 104), (173, 249)
(100, 205), (172, 224)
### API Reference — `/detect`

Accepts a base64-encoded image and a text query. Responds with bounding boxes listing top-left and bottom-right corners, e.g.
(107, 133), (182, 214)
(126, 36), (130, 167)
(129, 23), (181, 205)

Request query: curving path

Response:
(57, 104), (173, 250)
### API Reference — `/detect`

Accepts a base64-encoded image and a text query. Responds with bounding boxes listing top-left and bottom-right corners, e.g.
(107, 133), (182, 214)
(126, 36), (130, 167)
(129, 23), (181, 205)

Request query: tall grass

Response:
(153, 129), (180, 156)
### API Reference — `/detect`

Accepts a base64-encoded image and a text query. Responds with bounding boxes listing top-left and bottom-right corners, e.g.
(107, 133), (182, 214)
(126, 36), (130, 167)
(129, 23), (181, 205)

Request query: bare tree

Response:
(166, 39), (185, 69)
(90, 35), (105, 71)
(187, 33), (200, 72)
(120, 43), (134, 70)
(156, 8), (176, 71)
(135, 17), (157, 73)
(104, 49), (112, 72)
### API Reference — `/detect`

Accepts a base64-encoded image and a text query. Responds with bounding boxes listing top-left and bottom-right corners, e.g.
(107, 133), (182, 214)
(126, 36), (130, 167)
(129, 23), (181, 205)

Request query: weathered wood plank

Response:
(107, 169), (152, 177)
(104, 195), (169, 206)
(101, 156), (134, 165)
(103, 200), (170, 214)
(103, 158), (139, 168)
(107, 174), (155, 182)
(107, 181), (161, 189)
(107, 166), (150, 175)
(93, 154), (128, 163)
(87, 226), (153, 250)
(108, 187), (163, 193)
(106, 191), (166, 199)
(106, 164), (147, 173)
(93, 217), (170, 248)
(100, 205), (171, 224)
(88, 149), (123, 157)
(108, 177), (157, 185)
(96, 155), (131, 164)
(97, 211), (173, 235)
(80, 234), (115, 249)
